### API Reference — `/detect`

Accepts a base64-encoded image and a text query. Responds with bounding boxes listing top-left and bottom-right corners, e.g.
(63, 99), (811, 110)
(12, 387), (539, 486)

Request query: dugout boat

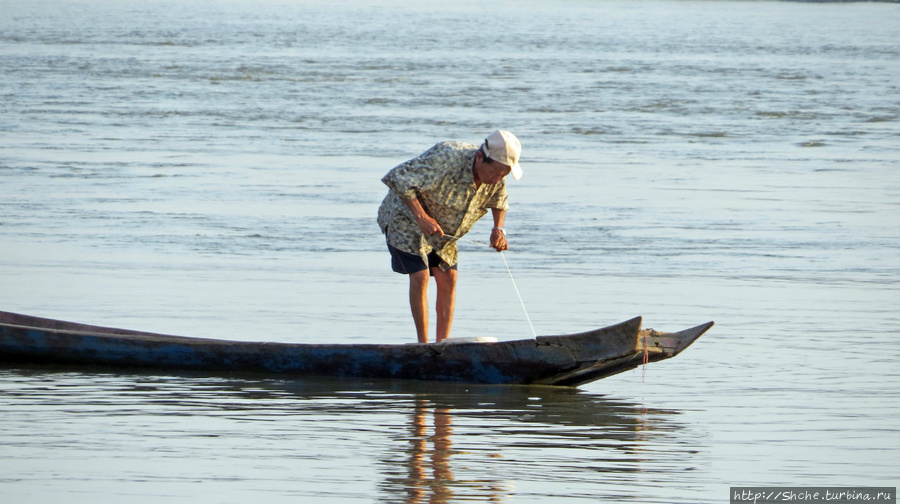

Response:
(0, 310), (712, 387)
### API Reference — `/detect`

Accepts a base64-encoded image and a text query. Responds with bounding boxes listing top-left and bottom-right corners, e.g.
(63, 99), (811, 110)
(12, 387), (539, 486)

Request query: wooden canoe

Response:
(0, 310), (712, 387)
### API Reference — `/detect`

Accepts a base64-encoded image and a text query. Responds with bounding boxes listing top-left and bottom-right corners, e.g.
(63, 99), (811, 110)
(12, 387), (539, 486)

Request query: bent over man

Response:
(377, 130), (523, 343)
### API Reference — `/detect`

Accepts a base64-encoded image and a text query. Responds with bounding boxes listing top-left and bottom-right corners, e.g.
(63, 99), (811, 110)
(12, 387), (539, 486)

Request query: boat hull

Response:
(0, 310), (713, 387)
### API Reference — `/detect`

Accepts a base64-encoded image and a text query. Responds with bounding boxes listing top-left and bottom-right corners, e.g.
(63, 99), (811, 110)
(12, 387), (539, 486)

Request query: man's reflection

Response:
(406, 399), (456, 503)
(401, 398), (511, 503)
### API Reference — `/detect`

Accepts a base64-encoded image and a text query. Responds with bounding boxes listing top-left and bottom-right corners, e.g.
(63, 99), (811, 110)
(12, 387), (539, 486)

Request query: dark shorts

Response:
(387, 243), (457, 276)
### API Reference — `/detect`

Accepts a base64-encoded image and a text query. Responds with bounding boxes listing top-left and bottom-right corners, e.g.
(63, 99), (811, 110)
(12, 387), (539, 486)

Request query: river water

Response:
(1, 0), (898, 502)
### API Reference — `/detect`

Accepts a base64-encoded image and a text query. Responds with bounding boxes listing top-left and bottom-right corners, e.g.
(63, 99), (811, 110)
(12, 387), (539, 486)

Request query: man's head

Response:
(480, 130), (522, 181)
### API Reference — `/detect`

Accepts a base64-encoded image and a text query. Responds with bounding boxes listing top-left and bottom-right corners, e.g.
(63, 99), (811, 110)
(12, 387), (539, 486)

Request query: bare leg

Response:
(432, 267), (457, 342)
(409, 270), (430, 343)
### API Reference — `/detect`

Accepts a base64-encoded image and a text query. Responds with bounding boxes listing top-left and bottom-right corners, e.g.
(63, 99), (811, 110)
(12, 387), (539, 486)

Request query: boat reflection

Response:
(1, 366), (691, 503)
(362, 382), (684, 503)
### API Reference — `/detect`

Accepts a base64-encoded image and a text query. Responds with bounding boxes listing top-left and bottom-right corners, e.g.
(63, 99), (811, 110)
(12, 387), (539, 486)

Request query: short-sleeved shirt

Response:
(377, 141), (509, 270)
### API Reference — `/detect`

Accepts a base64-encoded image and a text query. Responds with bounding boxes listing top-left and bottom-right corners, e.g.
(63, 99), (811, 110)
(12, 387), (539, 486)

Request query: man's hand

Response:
(402, 196), (444, 237)
(490, 227), (508, 252)
(416, 214), (444, 237)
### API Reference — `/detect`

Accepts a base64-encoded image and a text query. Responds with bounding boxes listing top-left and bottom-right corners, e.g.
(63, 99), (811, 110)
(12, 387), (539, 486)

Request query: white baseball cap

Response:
(482, 130), (522, 180)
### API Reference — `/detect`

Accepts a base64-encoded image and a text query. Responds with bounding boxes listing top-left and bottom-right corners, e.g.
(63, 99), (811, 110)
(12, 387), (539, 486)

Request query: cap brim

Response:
(510, 163), (523, 181)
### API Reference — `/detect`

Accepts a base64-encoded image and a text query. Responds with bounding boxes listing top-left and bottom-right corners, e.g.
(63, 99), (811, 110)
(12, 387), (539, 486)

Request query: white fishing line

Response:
(445, 234), (537, 338)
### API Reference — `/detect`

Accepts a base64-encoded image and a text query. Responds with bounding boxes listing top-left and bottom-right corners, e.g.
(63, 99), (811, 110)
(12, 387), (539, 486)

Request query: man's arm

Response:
(402, 196), (444, 237)
(490, 208), (508, 251)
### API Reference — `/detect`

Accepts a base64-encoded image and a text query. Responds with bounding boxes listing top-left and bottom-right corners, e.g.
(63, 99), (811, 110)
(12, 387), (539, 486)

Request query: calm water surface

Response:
(1, 0), (898, 502)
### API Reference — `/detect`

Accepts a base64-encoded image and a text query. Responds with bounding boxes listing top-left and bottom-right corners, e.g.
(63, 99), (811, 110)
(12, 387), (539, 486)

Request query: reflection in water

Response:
(366, 384), (690, 503)
(392, 400), (512, 504)
(0, 366), (697, 503)
(405, 401), (458, 503)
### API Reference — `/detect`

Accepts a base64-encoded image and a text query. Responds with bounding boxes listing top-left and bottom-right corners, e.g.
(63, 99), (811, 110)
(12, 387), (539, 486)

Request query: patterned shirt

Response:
(377, 141), (509, 270)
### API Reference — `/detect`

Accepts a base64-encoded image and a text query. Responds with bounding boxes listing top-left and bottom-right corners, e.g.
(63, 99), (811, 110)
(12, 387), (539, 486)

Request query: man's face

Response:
(482, 159), (512, 185)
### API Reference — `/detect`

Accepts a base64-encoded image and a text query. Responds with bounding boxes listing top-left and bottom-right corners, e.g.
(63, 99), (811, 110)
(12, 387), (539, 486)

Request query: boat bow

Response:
(532, 319), (714, 387)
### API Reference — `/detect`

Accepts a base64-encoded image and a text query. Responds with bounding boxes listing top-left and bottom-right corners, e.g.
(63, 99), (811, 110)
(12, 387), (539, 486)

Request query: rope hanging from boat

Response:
(642, 330), (649, 382)
(445, 234), (537, 338)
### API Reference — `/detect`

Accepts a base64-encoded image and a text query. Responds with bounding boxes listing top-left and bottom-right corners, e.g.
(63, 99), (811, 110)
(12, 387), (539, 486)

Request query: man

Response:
(377, 130), (523, 344)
